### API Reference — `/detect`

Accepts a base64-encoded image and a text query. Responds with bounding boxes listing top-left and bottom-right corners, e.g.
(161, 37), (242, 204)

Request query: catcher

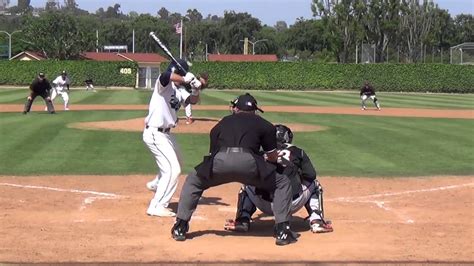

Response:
(224, 124), (334, 234)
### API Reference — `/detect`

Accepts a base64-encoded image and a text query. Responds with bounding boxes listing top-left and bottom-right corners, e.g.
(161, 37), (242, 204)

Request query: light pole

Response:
(0, 30), (22, 59)
(251, 39), (267, 55)
(239, 38), (268, 54)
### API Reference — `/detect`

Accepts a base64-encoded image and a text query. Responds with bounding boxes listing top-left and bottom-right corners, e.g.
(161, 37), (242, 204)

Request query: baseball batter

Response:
(143, 59), (208, 217)
(51, 71), (71, 110)
(225, 124), (333, 234)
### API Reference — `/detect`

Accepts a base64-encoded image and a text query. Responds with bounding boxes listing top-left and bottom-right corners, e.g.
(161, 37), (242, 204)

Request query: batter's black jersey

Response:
(209, 112), (276, 155)
(277, 143), (317, 196)
(360, 85), (376, 96)
(30, 78), (52, 94)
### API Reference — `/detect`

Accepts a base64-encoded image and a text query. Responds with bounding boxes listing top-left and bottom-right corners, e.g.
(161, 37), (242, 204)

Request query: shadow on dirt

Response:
(186, 216), (310, 240)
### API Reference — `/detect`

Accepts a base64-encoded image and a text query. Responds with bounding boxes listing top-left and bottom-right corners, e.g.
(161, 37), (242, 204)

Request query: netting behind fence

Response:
(450, 43), (474, 65)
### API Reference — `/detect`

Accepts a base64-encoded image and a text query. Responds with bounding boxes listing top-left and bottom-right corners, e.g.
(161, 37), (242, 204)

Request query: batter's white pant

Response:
(51, 89), (69, 109)
(143, 127), (182, 208)
(245, 180), (321, 221)
(185, 103), (192, 118)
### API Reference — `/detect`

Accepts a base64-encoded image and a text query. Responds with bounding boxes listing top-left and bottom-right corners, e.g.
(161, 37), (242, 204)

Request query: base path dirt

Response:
(1, 104), (473, 119)
(69, 117), (327, 134)
(0, 175), (472, 263)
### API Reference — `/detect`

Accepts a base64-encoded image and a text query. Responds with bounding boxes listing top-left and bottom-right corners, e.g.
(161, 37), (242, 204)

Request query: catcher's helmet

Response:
(167, 59), (189, 76)
(275, 124), (293, 144)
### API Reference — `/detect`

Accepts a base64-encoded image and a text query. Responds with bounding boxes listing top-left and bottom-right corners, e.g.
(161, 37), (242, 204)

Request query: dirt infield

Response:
(69, 117), (327, 134)
(1, 104), (473, 119)
(0, 175), (472, 263)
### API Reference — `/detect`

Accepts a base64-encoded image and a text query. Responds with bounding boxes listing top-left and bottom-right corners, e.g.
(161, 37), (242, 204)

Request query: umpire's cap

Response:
(167, 59), (189, 76)
(233, 93), (264, 113)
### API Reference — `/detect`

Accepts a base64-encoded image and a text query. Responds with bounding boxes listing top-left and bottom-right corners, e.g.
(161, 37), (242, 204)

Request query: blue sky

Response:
(25, 0), (474, 26)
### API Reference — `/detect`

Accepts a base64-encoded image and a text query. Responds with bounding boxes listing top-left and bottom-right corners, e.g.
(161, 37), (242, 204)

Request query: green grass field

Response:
(0, 89), (473, 177)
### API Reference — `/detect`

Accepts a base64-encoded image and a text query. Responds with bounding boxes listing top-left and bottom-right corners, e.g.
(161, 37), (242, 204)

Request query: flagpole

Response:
(179, 19), (183, 59)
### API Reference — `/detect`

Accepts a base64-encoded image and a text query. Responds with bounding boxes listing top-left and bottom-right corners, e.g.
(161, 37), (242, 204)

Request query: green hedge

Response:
(188, 62), (474, 93)
(2, 60), (473, 93)
(0, 60), (137, 87)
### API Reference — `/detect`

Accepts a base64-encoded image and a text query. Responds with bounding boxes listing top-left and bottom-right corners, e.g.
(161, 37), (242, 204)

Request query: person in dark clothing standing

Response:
(171, 93), (297, 246)
(23, 72), (55, 114)
(360, 80), (381, 110)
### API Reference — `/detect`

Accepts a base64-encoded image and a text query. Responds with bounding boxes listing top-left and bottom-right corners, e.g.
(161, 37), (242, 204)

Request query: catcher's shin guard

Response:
(225, 187), (255, 232)
(304, 182), (324, 218)
(305, 182), (333, 233)
(235, 186), (256, 220)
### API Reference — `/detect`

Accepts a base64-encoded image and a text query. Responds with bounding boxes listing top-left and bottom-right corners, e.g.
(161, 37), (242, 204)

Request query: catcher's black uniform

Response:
(225, 142), (333, 233)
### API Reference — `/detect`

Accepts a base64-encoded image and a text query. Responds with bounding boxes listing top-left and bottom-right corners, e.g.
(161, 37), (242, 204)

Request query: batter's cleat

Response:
(146, 203), (176, 217)
(185, 117), (194, 125)
(146, 181), (158, 192)
(171, 219), (189, 241)
(224, 217), (250, 232)
(275, 222), (298, 246)
(65, 107), (70, 111)
(22, 111), (27, 114)
(362, 106), (367, 111)
(310, 219), (334, 233)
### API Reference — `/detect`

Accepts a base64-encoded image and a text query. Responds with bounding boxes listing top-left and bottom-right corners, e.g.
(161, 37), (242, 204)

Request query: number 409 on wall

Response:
(120, 68), (132, 75)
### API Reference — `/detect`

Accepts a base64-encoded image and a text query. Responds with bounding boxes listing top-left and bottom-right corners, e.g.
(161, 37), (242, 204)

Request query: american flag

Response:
(174, 22), (182, 34)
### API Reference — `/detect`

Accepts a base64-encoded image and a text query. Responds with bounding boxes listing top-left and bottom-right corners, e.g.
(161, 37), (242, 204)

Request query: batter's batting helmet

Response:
(167, 59), (189, 76)
(275, 124), (293, 144)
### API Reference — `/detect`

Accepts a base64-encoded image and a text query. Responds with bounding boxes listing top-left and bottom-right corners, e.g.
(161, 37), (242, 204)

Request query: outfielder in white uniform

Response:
(143, 60), (208, 217)
(51, 71), (71, 110)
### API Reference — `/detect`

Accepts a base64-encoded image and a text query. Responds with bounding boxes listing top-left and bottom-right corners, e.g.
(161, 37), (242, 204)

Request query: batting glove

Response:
(183, 72), (196, 83)
(190, 79), (202, 90)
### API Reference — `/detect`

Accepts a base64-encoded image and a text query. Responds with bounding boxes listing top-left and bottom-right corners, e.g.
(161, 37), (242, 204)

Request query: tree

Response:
(22, 12), (95, 59)
(9, 0), (31, 14)
(186, 9), (203, 23)
(361, 0), (401, 62)
(399, 0), (436, 62)
(45, 1), (59, 11)
(220, 11), (262, 54)
(130, 14), (170, 53)
(157, 7), (169, 21)
(275, 21), (288, 32)
(453, 14), (474, 44)
(312, 0), (361, 63)
(64, 0), (77, 10)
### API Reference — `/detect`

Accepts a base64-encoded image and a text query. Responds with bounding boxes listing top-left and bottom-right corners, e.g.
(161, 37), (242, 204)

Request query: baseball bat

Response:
(149, 31), (187, 74)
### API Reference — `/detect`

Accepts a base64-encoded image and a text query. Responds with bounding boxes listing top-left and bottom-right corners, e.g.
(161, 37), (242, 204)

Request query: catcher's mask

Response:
(275, 124), (293, 144)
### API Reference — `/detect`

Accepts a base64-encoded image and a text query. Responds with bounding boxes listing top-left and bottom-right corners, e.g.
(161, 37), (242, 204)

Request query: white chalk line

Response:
(0, 182), (122, 211)
(328, 182), (474, 224)
(329, 182), (474, 202)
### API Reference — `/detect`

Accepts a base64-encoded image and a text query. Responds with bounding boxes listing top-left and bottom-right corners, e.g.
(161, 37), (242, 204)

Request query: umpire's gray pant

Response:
(176, 151), (292, 223)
